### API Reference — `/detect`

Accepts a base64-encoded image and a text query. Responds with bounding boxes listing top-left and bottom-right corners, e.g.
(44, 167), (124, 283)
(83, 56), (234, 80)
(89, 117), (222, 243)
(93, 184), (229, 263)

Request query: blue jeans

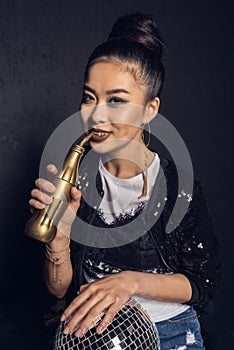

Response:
(155, 307), (205, 350)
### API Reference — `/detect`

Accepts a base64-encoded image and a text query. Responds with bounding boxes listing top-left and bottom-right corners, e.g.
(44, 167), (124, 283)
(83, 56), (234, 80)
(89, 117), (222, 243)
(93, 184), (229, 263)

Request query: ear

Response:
(143, 97), (160, 123)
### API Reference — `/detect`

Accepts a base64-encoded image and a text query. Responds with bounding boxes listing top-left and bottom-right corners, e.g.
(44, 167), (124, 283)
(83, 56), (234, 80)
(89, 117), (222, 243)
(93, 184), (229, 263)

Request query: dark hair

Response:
(84, 12), (166, 103)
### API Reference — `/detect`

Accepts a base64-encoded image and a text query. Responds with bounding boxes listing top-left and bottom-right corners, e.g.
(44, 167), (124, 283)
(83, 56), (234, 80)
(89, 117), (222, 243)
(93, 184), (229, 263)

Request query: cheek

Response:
(110, 106), (144, 128)
(80, 108), (91, 130)
(115, 124), (142, 140)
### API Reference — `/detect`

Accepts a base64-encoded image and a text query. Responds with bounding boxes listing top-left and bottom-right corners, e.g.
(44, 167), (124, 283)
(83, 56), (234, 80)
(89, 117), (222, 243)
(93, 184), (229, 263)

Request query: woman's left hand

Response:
(60, 270), (137, 338)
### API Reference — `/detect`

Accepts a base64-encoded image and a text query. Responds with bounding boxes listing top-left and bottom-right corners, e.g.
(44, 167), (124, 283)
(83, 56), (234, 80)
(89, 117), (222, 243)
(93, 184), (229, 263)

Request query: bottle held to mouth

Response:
(25, 132), (93, 243)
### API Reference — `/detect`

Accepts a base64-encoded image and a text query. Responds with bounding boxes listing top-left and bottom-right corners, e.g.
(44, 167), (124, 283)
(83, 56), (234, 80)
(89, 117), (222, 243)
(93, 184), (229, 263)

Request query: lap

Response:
(155, 307), (205, 350)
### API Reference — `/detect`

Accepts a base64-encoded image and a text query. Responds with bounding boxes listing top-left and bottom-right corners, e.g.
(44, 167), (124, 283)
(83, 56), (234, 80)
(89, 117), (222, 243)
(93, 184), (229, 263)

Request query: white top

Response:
(98, 153), (160, 224)
(83, 153), (190, 322)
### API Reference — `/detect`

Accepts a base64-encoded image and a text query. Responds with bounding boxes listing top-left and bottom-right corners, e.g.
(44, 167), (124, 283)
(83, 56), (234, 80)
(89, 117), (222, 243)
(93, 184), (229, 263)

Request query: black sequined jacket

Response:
(66, 147), (221, 312)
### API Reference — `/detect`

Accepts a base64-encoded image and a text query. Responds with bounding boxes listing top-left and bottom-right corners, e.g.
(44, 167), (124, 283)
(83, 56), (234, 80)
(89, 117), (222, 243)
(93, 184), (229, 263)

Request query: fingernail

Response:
(75, 329), (83, 337)
(63, 326), (70, 334)
(48, 185), (55, 192)
(46, 197), (52, 204)
(48, 165), (55, 171)
(97, 325), (103, 333)
(60, 315), (66, 321)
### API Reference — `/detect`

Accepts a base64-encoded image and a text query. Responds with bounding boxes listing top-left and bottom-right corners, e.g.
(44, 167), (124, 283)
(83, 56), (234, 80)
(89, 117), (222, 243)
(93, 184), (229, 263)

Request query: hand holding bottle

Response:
(26, 133), (92, 244)
(28, 163), (81, 246)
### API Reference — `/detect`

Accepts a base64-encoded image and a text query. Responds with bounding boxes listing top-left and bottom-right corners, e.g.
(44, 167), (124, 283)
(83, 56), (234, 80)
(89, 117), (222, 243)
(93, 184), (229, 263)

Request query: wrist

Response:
(121, 270), (139, 295)
(46, 233), (70, 251)
(45, 238), (71, 286)
(57, 221), (72, 237)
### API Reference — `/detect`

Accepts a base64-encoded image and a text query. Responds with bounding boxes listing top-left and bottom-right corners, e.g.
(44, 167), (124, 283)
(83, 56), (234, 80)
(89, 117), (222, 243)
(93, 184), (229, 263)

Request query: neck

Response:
(101, 142), (155, 179)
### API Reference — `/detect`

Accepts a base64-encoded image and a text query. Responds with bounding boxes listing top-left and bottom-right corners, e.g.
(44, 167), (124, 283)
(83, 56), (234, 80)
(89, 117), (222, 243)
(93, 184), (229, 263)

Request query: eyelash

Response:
(81, 94), (127, 106)
(108, 97), (127, 105)
(81, 94), (94, 104)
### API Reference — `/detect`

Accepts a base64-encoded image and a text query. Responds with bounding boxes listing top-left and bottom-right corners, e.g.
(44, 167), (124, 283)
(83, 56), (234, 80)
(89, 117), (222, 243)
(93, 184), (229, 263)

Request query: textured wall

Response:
(0, 0), (233, 349)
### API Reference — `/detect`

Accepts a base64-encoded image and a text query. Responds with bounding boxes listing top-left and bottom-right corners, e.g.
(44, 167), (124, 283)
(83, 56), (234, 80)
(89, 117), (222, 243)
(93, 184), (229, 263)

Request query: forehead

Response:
(85, 62), (143, 95)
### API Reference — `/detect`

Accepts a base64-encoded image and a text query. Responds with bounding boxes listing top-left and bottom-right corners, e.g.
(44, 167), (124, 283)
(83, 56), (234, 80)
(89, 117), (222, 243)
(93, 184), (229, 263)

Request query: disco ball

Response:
(53, 298), (160, 349)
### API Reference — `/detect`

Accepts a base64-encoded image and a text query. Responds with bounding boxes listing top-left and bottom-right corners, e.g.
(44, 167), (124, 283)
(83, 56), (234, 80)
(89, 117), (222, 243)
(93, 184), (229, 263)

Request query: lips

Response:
(92, 128), (112, 142)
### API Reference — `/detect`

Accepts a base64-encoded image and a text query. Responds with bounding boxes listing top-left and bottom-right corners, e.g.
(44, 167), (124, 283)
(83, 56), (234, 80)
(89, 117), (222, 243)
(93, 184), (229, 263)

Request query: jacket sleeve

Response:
(173, 179), (221, 310)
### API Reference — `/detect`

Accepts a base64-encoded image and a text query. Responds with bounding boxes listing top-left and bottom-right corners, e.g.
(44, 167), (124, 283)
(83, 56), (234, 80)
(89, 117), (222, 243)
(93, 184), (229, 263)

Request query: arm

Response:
(170, 179), (221, 309)
(122, 176), (220, 307)
(29, 164), (82, 299)
(130, 178), (221, 306)
(43, 230), (73, 299)
(122, 270), (192, 303)
(59, 269), (192, 337)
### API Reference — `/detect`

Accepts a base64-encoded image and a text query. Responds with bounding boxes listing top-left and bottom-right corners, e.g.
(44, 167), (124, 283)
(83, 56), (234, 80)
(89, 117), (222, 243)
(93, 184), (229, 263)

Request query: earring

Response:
(137, 148), (149, 200)
(138, 123), (151, 200)
(141, 123), (151, 146)
(145, 122), (151, 147)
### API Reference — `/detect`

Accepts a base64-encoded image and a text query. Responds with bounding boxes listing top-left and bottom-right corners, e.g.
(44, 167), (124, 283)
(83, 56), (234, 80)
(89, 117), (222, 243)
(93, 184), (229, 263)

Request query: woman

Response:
(29, 12), (220, 349)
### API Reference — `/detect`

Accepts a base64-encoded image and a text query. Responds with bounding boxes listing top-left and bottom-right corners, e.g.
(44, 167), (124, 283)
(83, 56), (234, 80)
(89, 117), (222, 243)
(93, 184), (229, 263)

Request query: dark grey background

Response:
(0, 0), (233, 349)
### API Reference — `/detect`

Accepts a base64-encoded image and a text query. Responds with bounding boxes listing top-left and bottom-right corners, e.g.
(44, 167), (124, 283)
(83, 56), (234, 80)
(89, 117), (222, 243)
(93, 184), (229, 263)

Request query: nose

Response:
(90, 103), (109, 125)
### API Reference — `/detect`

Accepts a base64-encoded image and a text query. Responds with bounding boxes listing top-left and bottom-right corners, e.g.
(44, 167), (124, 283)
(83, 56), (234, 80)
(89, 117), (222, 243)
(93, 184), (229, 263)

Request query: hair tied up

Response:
(107, 12), (166, 64)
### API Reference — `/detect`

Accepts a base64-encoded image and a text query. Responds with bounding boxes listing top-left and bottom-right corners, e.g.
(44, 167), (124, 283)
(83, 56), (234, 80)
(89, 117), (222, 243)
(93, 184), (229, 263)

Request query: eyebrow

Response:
(83, 85), (130, 95)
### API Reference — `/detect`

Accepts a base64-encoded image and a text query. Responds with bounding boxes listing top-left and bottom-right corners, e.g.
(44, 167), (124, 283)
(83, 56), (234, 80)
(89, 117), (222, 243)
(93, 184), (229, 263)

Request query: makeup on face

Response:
(80, 62), (147, 152)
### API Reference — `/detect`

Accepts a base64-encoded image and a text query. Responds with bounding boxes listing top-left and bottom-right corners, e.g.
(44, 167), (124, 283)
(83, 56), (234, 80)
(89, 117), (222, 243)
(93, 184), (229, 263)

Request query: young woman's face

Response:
(80, 62), (155, 154)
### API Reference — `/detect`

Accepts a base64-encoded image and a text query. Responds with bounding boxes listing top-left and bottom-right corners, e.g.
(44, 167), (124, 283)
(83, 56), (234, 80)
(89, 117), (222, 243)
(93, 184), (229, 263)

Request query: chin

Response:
(90, 143), (118, 155)
(90, 138), (130, 156)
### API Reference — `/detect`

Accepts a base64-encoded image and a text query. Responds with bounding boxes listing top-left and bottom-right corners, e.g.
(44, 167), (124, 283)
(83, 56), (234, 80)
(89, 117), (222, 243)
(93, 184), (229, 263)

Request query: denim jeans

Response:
(155, 307), (205, 350)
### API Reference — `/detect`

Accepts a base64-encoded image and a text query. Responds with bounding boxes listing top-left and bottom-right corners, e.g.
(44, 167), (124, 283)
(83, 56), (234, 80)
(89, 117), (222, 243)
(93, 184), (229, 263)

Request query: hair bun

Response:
(107, 12), (165, 63)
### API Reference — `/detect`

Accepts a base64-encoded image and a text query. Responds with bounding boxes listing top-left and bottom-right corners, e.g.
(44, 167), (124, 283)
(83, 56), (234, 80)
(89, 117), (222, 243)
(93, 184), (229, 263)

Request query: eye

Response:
(108, 97), (127, 106)
(81, 93), (95, 104)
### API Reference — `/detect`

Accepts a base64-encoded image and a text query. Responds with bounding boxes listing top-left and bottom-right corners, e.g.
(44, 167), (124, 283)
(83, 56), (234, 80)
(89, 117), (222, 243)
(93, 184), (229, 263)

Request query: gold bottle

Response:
(25, 133), (93, 243)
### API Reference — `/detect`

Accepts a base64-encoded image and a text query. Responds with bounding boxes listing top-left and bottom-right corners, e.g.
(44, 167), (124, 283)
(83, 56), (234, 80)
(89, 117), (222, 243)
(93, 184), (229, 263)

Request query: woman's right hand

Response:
(29, 163), (82, 244)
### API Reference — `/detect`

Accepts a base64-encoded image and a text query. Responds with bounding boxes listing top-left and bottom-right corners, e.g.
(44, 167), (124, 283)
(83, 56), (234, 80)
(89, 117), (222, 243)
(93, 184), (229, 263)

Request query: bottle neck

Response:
(59, 145), (85, 185)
